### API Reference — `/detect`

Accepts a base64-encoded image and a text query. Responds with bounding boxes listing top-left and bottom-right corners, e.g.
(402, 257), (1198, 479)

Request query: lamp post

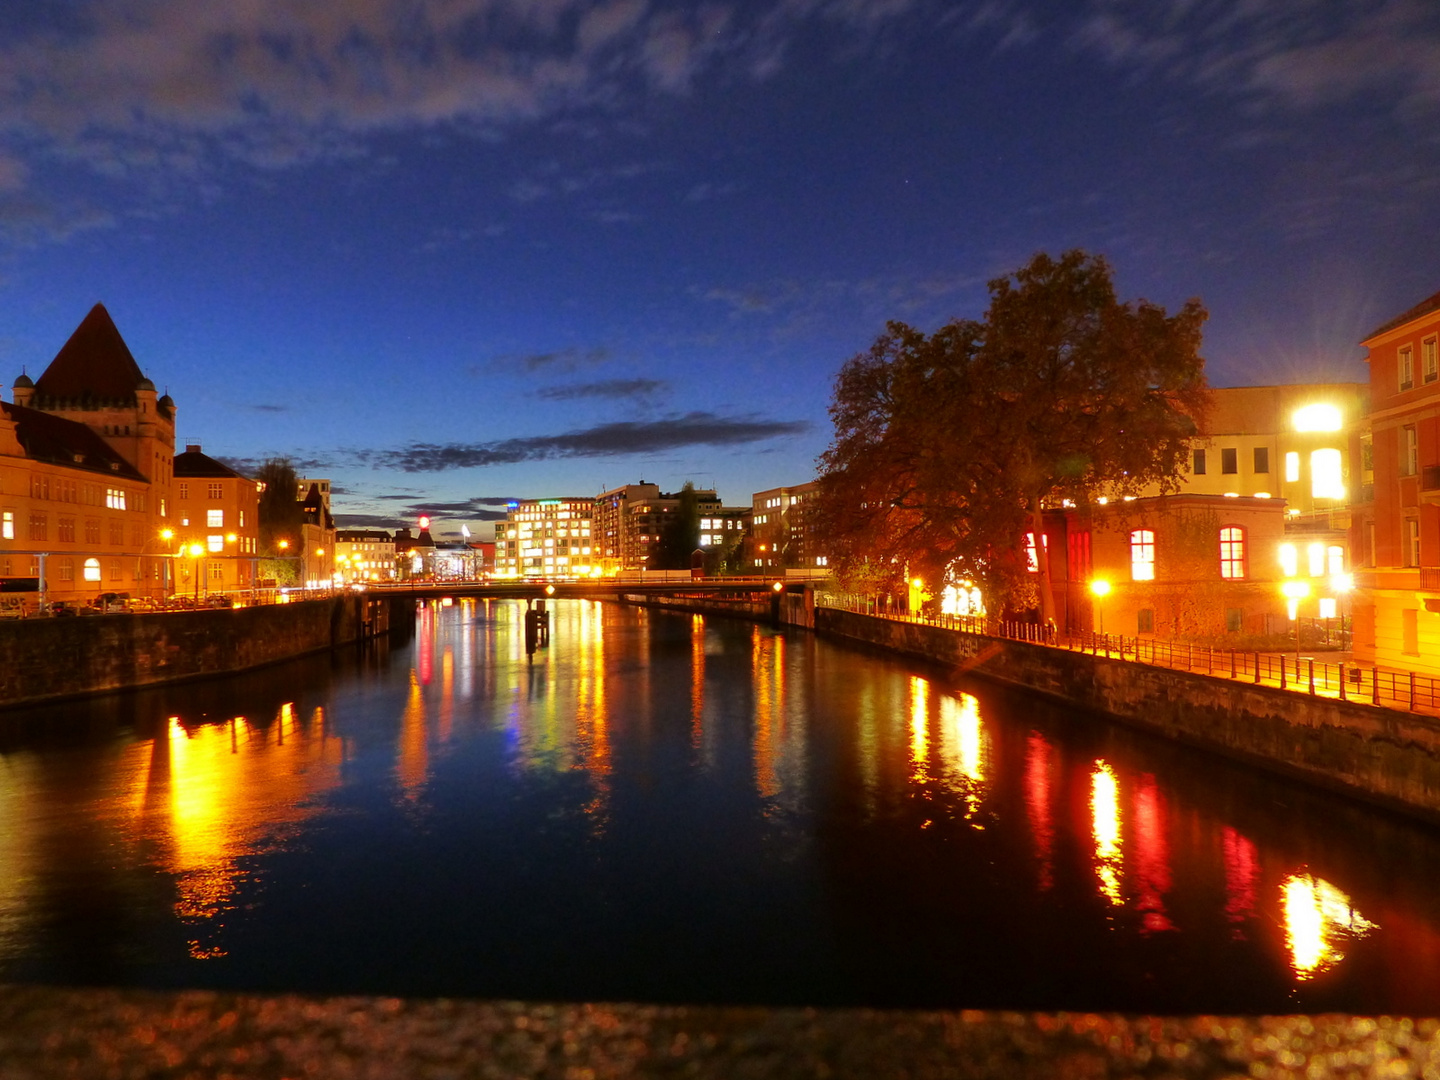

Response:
(1281, 580), (1311, 662)
(1089, 579), (1111, 636)
(189, 542), (205, 603)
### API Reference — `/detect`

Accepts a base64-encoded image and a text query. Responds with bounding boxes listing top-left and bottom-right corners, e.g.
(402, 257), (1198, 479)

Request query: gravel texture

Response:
(2, 985), (1438, 1079)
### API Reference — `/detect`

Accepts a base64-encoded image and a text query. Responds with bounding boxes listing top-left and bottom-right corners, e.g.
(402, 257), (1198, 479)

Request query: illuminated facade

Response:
(750, 481), (826, 571)
(334, 529), (397, 583)
(495, 498), (594, 579)
(1352, 287), (1440, 674)
(172, 444), (261, 597)
(2, 304), (176, 607)
(593, 482), (724, 572)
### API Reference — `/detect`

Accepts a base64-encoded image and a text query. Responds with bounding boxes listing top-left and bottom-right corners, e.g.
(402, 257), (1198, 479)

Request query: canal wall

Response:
(815, 606), (1440, 823)
(0, 592), (409, 710)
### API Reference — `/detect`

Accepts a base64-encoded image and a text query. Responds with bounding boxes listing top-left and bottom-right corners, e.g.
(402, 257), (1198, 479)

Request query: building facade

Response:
(172, 444), (261, 598)
(1352, 288), (1440, 674)
(335, 529), (397, 584)
(2, 304), (176, 609)
(749, 481), (826, 572)
(494, 498), (595, 579)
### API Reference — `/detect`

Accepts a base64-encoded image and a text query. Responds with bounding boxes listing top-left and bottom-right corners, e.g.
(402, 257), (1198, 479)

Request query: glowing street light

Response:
(1089, 579), (1111, 635)
(1282, 580), (1311, 660)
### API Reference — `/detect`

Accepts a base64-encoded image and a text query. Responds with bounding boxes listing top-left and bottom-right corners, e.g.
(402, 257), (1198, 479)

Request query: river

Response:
(2, 597), (1439, 1014)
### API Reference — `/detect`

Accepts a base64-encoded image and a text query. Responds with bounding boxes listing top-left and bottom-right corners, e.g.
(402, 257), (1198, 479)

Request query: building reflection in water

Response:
(909, 675), (929, 785)
(1131, 774), (1173, 933)
(1091, 760), (1124, 907)
(1282, 873), (1378, 980)
(1222, 826), (1259, 934)
(1025, 732), (1054, 891)
(752, 628), (784, 802)
(574, 600), (611, 832)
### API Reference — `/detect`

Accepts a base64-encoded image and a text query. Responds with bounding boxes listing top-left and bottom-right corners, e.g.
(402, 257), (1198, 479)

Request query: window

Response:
(28, 513), (46, 542)
(0, 511), (11, 539)
(109, 521), (123, 546)
(83, 558), (101, 582)
(1279, 543), (1298, 577)
(1404, 426), (1419, 477)
(1318, 598), (1337, 619)
(57, 558), (73, 581)
(1025, 532), (1047, 573)
(105, 488), (126, 510)
(207, 509), (224, 528)
(1219, 526), (1246, 579)
(1192, 448), (1207, 475)
(109, 559), (122, 582)
(1253, 447), (1269, 474)
(1285, 452), (1300, 483)
(58, 517), (75, 543)
(1426, 336), (1438, 383)
(1311, 448), (1343, 499)
(1406, 518), (1421, 568)
(208, 535), (224, 552)
(208, 483), (223, 499)
(1129, 529), (1155, 580)
(1404, 609), (1420, 656)
(1400, 345), (1415, 390)
(1308, 542), (1325, 577)
(209, 563), (224, 581)
(179, 483), (188, 499)
(238, 510), (246, 528)
(1225, 608), (1243, 634)
(1137, 609), (1154, 634)
(1221, 447), (1238, 474)
(1328, 546), (1345, 575)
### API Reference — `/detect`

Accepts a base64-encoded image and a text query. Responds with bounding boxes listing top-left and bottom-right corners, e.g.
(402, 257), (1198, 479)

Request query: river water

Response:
(2, 597), (1440, 1014)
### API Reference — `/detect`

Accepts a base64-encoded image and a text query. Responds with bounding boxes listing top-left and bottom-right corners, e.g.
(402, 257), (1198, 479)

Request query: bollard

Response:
(1254, 652), (1261, 684)
(1308, 659), (1315, 695)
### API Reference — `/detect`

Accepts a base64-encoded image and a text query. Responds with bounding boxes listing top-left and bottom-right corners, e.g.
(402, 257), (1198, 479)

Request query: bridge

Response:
(365, 575), (808, 602)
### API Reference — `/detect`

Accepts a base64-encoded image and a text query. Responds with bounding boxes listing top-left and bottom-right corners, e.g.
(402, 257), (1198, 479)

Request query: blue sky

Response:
(0, 0), (1436, 539)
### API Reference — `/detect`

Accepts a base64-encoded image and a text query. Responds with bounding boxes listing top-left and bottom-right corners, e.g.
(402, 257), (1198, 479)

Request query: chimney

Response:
(186, 444), (201, 453)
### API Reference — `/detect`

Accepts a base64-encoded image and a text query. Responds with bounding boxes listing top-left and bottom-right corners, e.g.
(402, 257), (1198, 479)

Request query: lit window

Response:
(1129, 529), (1155, 581)
(1279, 543), (1298, 577)
(1308, 543), (1325, 577)
(1318, 598), (1337, 619)
(105, 487), (126, 510)
(1285, 452), (1300, 483)
(1025, 532), (1047, 572)
(1, 511), (11, 540)
(207, 509), (224, 528)
(1310, 448), (1343, 499)
(1219, 527), (1246, 579)
(83, 558), (101, 582)
(1327, 546), (1344, 575)
(208, 534), (224, 552)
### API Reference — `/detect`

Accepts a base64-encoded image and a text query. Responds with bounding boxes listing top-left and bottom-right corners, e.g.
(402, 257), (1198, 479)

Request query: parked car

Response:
(205, 594), (235, 609)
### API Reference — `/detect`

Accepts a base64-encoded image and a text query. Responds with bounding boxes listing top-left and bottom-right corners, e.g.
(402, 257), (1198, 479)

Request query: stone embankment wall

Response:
(0, 593), (408, 710)
(816, 607), (1440, 823)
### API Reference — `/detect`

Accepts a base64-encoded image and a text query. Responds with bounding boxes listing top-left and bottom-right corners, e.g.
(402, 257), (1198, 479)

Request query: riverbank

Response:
(0, 592), (408, 710)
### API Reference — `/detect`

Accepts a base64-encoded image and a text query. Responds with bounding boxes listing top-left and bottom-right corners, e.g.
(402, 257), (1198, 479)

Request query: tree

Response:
(255, 457), (303, 585)
(816, 250), (1209, 618)
(653, 482), (702, 570)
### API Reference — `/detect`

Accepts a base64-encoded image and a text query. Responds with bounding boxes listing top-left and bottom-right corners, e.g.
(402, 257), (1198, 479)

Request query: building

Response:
(3, 304), (176, 608)
(591, 482), (723, 573)
(334, 529), (397, 584)
(750, 481), (827, 572)
(1352, 287), (1440, 673)
(172, 444), (261, 598)
(1043, 494), (1290, 638)
(495, 498), (595, 579)
(298, 481), (336, 588)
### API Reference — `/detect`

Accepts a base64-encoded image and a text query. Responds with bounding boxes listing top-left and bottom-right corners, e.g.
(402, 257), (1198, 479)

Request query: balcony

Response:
(1422, 466), (1440, 505)
(1423, 567), (1440, 593)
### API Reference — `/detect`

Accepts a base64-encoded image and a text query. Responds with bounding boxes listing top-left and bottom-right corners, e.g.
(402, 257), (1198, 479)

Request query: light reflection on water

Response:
(0, 597), (1436, 1011)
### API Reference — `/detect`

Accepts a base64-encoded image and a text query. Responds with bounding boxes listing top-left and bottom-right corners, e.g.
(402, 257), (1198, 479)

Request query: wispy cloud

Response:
(483, 346), (613, 374)
(247, 403), (288, 413)
(351, 411), (811, 472)
(534, 378), (668, 402)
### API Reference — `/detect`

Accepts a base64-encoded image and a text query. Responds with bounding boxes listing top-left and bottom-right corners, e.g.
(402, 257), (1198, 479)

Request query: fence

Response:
(816, 592), (1440, 716)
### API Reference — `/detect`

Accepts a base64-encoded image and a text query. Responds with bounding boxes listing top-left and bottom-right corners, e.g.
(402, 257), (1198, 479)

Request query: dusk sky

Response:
(0, 0), (1436, 539)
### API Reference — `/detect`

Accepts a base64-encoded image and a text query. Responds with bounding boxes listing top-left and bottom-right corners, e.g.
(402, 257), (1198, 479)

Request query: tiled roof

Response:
(1, 401), (147, 481)
(33, 304), (148, 402)
(1365, 288), (1440, 342)
(174, 448), (250, 480)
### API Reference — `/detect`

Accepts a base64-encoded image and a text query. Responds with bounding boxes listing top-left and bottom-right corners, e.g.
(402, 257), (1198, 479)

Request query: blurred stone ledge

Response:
(2, 985), (1438, 1078)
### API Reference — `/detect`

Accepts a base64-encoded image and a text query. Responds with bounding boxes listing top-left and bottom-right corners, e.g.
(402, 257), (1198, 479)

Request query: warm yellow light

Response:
(772, 581), (784, 592)
(315, 548), (324, 557)
(911, 578), (923, 589)
(1279, 543), (1298, 576)
(160, 528), (174, 541)
(1331, 573), (1354, 593)
(188, 543), (204, 558)
(1293, 403), (1343, 433)
(278, 540), (289, 551)
(1089, 579), (1111, 598)
(226, 533), (237, 543)
(1253, 491), (1271, 499)
(1281, 581), (1311, 600)
(545, 584), (555, 596)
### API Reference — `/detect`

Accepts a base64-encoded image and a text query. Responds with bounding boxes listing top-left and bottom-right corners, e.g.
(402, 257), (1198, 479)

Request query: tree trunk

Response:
(1030, 497), (1057, 632)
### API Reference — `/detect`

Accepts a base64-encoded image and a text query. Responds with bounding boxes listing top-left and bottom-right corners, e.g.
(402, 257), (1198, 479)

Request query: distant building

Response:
(749, 481), (826, 572)
(172, 444), (261, 596)
(299, 482), (336, 588)
(3, 304), (176, 607)
(495, 498), (594, 579)
(1352, 287), (1440, 673)
(335, 529), (396, 583)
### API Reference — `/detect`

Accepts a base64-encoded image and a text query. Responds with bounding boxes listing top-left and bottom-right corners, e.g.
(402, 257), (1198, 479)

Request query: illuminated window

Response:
(1025, 532), (1048, 573)
(1308, 543), (1325, 577)
(1279, 543), (1298, 577)
(1285, 452), (1300, 483)
(207, 509), (224, 528)
(1425, 337), (1438, 383)
(1192, 448), (1207, 475)
(1327, 546), (1344, 575)
(83, 558), (101, 582)
(1, 511), (11, 539)
(105, 487), (126, 510)
(1318, 598), (1337, 619)
(208, 534), (224, 552)
(1219, 527), (1246, 579)
(1400, 345), (1414, 391)
(1253, 447), (1269, 474)
(1311, 449), (1343, 499)
(1129, 529), (1155, 581)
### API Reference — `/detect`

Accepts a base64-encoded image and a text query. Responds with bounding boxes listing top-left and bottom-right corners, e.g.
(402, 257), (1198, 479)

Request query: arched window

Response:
(82, 558), (101, 582)
(1129, 529), (1155, 581)
(1219, 526), (1246, 579)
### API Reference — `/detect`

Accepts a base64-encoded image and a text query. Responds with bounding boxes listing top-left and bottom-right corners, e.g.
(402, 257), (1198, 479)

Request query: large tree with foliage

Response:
(256, 456), (304, 585)
(653, 481), (702, 570)
(816, 250), (1209, 618)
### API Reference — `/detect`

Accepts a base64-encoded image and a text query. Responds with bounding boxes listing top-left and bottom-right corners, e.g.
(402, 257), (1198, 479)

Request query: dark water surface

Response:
(3, 598), (1440, 1014)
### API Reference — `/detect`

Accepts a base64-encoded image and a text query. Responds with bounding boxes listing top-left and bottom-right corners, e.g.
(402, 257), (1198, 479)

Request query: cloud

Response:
(534, 377), (668, 401)
(483, 345), (613, 374)
(352, 410), (811, 472)
(1071, 0), (1440, 117)
(247, 403), (288, 413)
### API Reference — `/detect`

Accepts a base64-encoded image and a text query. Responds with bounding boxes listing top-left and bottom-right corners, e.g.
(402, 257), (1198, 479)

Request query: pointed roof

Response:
(1365, 288), (1440, 343)
(0, 401), (146, 481)
(174, 444), (250, 480)
(33, 304), (148, 402)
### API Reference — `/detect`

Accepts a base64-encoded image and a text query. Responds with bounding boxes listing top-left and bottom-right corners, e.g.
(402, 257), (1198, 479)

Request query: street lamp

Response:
(1281, 580), (1311, 660)
(188, 542), (205, 603)
(1089, 579), (1111, 635)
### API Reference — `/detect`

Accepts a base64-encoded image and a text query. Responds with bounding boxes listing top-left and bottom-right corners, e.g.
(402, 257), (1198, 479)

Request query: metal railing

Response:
(816, 592), (1440, 716)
